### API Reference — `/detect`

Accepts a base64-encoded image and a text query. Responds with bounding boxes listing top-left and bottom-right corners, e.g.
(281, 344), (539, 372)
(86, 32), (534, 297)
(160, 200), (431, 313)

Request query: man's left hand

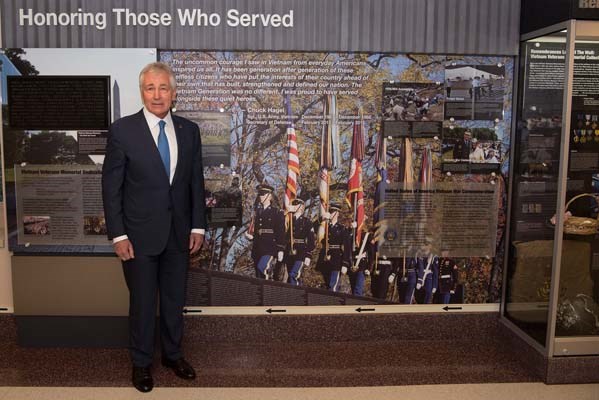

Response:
(189, 232), (205, 254)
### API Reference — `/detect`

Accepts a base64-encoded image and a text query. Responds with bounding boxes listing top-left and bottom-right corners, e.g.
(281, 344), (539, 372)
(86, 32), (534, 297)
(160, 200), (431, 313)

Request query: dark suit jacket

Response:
(452, 138), (471, 160)
(102, 109), (207, 255)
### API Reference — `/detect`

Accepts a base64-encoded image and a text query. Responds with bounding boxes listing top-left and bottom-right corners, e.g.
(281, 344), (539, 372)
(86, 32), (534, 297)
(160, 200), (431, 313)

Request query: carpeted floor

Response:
(0, 314), (541, 387)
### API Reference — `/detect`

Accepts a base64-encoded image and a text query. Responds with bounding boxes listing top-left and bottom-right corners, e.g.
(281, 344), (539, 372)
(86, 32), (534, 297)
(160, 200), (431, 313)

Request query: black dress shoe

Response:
(132, 366), (153, 393)
(161, 357), (196, 380)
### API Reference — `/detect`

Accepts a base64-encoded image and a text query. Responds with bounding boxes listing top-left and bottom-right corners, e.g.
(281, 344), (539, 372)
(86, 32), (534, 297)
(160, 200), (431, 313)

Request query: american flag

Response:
(284, 98), (299, 210)
(346, 117), (365, 248)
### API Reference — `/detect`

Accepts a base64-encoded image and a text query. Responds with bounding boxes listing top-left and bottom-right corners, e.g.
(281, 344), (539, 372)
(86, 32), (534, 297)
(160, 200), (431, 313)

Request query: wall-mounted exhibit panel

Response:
(0, 0), (522, 313)
(160, 50), (514, 308)
(1, 48), (157, 254)
(1, 49), (513, 308)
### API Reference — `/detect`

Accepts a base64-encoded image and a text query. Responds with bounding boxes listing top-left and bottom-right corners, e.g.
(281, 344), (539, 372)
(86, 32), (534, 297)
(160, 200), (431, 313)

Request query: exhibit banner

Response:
(0, 0), (520, 55)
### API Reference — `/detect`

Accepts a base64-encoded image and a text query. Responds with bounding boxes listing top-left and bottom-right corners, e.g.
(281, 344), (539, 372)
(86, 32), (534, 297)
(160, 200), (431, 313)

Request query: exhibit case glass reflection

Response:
(503, 20), (599, 357)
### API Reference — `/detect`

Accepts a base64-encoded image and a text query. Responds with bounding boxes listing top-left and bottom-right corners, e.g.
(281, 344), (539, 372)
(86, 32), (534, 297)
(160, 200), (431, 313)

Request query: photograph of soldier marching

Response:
(246, 183), (286, 280)
(284, 198), (315, 286)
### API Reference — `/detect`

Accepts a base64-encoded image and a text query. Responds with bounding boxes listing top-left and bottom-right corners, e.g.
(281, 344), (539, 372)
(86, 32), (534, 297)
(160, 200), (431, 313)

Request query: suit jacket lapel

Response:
(172, 116), (185, 185)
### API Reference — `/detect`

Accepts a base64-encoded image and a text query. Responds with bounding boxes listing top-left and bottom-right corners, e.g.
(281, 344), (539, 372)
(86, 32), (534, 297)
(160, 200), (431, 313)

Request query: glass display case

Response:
(503, 20), (599, 357)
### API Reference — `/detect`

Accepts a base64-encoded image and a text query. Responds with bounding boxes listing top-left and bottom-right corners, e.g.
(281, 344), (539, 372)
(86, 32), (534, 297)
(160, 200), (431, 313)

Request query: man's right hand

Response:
(114, 239), (135, 261)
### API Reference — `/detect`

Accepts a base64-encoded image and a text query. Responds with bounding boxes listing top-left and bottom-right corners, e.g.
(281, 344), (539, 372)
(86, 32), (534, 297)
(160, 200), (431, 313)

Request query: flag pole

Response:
(289, 212), (295, 255)
(325, 166), (330, 260)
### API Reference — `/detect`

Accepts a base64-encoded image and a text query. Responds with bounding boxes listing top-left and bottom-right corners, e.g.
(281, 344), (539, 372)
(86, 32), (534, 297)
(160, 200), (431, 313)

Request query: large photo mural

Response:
(160, 51), (513, 306)
(2, 48), (513, 306)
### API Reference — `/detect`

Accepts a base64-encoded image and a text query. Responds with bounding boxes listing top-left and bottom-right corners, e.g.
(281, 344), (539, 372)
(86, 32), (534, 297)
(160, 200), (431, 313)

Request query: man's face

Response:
(464, 133), (471, 141)
(421, 243), (432, 255)
(141, 70), (176, 119)
(295, 204), (305, 216)
(259, 192), (270, 204)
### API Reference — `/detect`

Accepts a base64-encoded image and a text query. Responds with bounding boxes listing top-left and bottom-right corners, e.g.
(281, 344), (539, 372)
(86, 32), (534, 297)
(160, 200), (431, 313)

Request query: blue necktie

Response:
(157, 120), (170, 179)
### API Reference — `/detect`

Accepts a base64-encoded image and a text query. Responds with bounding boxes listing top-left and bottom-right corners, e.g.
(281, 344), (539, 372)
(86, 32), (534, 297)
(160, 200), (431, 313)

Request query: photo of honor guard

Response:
(316, 203), (351, 292)
(370, 252), (392, 299)
(250, 183), (286, 279)
(284, 198), (316, 286)
(349, 229), (373, 296)
(438, 257), (459, 304)
(415, 240), (440, 304)
(396, 256), (419, 304)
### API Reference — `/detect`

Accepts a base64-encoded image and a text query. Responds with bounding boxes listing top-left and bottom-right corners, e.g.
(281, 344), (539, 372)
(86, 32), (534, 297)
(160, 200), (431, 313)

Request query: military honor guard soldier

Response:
(349, 229), (373, 297)
(284, 198), (316, 286)
(438, 257), (459, 304)
(316, 203), (352, 292)
(250, 184), (286, 279)
(393, 257), (419, 304)
(415, 240), (440, 304)
(370, 253), (396, 300)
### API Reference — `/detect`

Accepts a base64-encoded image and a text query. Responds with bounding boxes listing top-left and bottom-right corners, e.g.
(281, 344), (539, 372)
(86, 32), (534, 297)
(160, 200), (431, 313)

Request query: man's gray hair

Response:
(139, 62), (176, 90)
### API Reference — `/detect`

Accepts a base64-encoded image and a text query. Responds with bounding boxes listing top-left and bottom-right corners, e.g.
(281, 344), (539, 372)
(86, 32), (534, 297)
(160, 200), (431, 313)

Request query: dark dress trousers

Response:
(102, 109), (206, 367)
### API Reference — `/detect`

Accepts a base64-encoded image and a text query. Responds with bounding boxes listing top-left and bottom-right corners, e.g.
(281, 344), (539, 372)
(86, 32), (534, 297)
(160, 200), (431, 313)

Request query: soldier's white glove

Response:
(432, 288), (437, 294)
(416, 283), (422, 290)
(388, 273), (396, 284)
(364, 269), (370, 276)
(277, 251), (284, 262)
(304, 257), (311, 266)
(450, 290), (455, 294)
(341, 266), (348, 275)
(350, 221), (357, 228)
(322, 211), (331, 220)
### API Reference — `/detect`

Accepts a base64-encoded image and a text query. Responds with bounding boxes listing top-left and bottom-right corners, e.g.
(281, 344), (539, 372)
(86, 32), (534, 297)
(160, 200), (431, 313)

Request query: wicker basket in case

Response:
(564, 193), (599, 236)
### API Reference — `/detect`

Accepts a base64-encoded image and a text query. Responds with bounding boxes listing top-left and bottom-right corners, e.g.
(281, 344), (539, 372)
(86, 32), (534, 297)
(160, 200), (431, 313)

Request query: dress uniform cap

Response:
(329, 203), (342, 212)
(257, 183), (274, 195)
(291, 198), (305, 206)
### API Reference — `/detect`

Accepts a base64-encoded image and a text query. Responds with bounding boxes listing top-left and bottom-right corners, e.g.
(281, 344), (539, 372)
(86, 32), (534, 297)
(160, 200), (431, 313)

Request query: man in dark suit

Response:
(452, 130), (472, 160)
(102, 62), (206, 393)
